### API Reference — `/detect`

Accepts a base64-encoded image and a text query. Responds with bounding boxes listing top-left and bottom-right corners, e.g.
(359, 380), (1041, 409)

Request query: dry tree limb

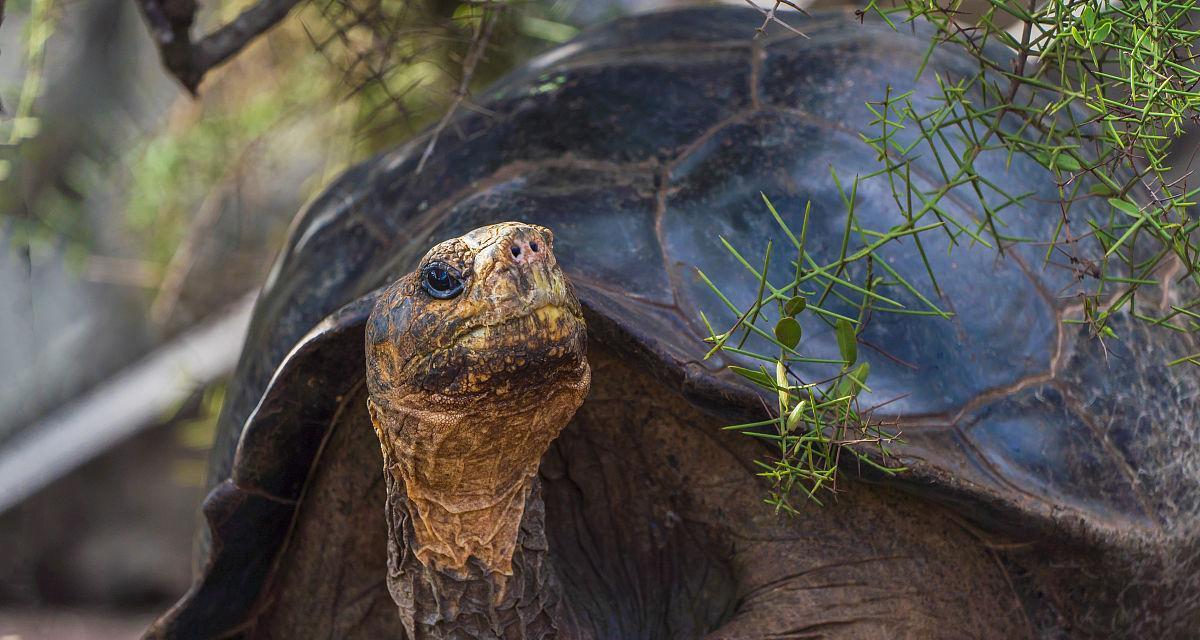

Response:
(136, 0), (304, 93)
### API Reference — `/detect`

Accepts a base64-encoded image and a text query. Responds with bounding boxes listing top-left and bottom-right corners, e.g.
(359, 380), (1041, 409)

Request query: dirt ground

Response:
(0, 419), (204, 640)
(0, 607), (155, 640)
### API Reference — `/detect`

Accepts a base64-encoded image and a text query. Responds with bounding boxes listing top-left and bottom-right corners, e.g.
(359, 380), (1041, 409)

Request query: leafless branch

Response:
(135, 0), (304, 93)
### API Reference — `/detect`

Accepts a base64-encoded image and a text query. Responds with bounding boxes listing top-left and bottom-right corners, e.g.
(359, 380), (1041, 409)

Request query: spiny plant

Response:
(700, 189), (949, 512)
(858, 0), (1200, 360)
(304, 0), (583, 156)
(711, 0), (1200, 509)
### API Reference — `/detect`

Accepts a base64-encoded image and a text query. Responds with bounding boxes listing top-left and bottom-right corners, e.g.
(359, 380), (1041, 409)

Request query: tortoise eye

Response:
(420, 262), (464, 299)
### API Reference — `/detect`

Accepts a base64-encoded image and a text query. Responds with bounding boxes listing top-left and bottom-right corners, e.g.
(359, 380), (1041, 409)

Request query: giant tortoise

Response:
(149, 6), (1200, 639)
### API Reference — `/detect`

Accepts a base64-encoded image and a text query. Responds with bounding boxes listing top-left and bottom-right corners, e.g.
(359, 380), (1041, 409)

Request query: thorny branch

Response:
(742, 0), (809, 39)
(135, 0), (303, 93)
(415, 3), (501, 173)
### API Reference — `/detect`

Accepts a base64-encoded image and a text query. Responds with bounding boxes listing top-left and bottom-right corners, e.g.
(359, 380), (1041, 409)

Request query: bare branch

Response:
(136, 0), (304, 94)
(197, 0), (304, 73)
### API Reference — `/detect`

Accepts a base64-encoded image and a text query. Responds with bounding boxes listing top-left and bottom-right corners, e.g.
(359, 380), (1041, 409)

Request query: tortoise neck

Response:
(385, 471), (575, 639)
(369, 347), (591, 638)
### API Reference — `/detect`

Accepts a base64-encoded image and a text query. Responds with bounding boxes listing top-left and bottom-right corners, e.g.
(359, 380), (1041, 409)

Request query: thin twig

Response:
(415, 4), (500, 173)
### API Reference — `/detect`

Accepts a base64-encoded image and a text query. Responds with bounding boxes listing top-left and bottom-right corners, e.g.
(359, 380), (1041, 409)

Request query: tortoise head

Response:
(366, 221), (587, 399)
(365, 222), (590, 575)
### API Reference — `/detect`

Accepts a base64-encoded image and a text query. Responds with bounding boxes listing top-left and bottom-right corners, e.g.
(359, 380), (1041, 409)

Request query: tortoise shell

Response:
(153, 6), (1200, 638)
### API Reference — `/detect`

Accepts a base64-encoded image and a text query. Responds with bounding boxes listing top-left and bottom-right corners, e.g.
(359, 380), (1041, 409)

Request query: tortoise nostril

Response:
(530, 241), (539, 252)
(511, 245), (521, 258)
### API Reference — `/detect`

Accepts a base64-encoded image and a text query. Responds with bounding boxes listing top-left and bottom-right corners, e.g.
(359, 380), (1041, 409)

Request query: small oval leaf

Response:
(1071, 26), (1088, 47)
(774, 317), (802, 349)
(1081, 5), (1096, 27)
(1054, 154), (1081, 172)
(784, 295), (807, 317)
(835, 362), (871, 399)
(834, 376), (854, 401)
(852, 362), (871, 390)
(835, 319), (857, 366)
(1108, 197), (1142, 217)
(730, 366), (773, 389)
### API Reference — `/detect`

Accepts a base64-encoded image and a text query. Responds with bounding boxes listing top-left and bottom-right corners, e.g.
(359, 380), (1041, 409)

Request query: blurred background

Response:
(0, 0), (731, 636)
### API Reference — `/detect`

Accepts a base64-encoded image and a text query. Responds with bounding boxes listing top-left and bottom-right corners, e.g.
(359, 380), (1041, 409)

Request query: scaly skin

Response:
(366, 223), (591, 639)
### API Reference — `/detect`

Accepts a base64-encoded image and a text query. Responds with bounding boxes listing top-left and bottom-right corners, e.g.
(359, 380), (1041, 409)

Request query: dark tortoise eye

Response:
(420, 262), (464, 299)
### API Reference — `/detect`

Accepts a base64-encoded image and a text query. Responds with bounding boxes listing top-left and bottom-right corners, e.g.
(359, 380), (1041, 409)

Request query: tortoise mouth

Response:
(393, 300), (585, 399)
(453, 303), (584, 351)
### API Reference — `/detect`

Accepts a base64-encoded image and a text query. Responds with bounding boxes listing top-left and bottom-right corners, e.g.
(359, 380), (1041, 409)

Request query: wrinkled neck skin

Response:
(371, 363), (590, 640)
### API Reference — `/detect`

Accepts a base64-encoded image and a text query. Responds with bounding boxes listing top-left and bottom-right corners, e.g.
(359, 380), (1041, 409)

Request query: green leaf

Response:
(1071, 26), (1087, 48)
(835, 319), (858, 366)
(1089, 183), (1113, 196)
(774, 317), (802, 349)
(784, 295), (807, 317)
(730, 366), (773, 389)
(1092, 20), (1112, 44)
(1036, 150), (1080, 172)
(1053, 154), (1081, 172)
(851, 362), (870, 389)
(11, 117), (40, 140)
(834, 362), (871, 399)
(1108, 198), (1142, 217)
(1081, 5), (1096, 28)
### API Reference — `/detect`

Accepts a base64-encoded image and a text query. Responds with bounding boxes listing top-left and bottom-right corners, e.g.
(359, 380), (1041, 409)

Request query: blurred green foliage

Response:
(1, 0), (67, 255)
(172, 382), (226, 485)
(2, 0), (588, 290)
(123, 46), (334, 267)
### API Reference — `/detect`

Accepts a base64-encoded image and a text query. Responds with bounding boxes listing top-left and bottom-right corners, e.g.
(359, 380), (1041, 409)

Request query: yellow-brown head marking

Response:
(366, 222), (590, 576)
